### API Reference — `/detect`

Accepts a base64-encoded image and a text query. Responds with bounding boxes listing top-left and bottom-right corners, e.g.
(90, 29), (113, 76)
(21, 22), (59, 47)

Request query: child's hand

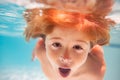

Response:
(33, 38), (54, 78)
(88, 45), (106, 78)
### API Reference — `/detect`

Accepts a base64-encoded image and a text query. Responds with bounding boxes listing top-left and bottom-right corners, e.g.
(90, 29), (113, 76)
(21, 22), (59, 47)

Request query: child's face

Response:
(45, 26), (91, 77)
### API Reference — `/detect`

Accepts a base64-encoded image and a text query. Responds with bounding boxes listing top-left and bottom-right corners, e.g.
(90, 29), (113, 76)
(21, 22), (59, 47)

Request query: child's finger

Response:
(90, 45), (104, 63)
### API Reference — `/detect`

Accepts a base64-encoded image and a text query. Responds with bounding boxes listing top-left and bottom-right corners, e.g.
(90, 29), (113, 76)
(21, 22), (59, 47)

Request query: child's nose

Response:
(62, 49), (70, 59)
(59, 49), (73, 65)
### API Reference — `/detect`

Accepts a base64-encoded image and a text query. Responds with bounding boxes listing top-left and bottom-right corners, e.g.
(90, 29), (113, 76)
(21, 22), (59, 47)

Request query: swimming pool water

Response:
(0, 1), (120, 80)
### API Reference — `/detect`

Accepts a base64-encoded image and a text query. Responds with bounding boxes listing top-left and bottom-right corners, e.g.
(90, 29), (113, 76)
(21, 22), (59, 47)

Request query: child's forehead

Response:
(47, 26), (90, 40)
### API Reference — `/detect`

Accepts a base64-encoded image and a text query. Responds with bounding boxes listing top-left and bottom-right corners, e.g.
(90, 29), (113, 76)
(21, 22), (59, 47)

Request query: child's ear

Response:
(32, 38), (46, 61)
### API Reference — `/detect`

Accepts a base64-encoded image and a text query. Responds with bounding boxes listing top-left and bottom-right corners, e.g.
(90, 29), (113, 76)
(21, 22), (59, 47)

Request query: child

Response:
(23, 0), (115, 80)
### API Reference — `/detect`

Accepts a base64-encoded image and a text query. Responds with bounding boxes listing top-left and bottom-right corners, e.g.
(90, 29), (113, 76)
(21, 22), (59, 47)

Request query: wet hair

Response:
(23, 0), (115, 46)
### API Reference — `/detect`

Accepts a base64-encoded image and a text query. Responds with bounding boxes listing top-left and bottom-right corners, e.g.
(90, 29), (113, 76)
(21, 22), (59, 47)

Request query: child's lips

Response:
(58, 67), (71, 77)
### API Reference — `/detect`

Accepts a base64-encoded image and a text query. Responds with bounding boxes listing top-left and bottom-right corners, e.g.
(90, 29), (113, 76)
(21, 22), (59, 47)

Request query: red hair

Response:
(23, 0), (115, 46)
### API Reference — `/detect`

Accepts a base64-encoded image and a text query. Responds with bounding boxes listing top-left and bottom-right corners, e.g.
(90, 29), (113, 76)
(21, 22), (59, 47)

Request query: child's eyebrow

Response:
(49, 37), (63, 40)
(76, 40), (89, 45)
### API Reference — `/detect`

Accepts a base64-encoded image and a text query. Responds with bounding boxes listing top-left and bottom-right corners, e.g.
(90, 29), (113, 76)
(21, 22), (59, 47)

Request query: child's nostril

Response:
(59, 56), (72, 65)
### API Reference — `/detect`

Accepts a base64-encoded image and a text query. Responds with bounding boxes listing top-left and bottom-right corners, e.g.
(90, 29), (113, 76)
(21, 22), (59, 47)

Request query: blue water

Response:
(0, 2), (120, 80)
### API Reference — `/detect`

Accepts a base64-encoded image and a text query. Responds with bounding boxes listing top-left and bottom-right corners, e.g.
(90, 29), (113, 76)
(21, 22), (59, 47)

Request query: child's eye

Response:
(73, 45), (83, 53)
(73, 45), (83, 50)
(52, 42), (62, 48)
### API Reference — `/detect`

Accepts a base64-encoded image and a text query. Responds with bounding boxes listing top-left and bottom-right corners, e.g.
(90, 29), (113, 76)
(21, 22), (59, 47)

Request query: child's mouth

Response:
(59, 67), (71, 77)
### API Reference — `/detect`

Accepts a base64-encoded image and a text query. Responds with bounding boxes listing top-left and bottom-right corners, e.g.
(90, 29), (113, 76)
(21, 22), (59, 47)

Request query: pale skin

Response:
(33, 26), (106, 80)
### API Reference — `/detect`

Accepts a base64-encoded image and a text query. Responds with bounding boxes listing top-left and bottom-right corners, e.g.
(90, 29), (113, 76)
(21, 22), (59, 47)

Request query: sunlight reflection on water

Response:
(0, 67), (47, 80)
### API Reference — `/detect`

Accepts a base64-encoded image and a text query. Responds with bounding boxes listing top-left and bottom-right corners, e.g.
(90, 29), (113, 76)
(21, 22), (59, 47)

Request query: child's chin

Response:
(58, 67), (71, 78)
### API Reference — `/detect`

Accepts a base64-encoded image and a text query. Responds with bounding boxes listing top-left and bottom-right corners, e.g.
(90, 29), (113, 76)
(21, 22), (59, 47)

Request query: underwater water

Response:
(0, 0), (120, 80)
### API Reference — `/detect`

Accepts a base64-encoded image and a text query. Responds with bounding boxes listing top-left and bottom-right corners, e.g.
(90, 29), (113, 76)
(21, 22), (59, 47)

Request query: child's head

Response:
(23, 0), (115, 77)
